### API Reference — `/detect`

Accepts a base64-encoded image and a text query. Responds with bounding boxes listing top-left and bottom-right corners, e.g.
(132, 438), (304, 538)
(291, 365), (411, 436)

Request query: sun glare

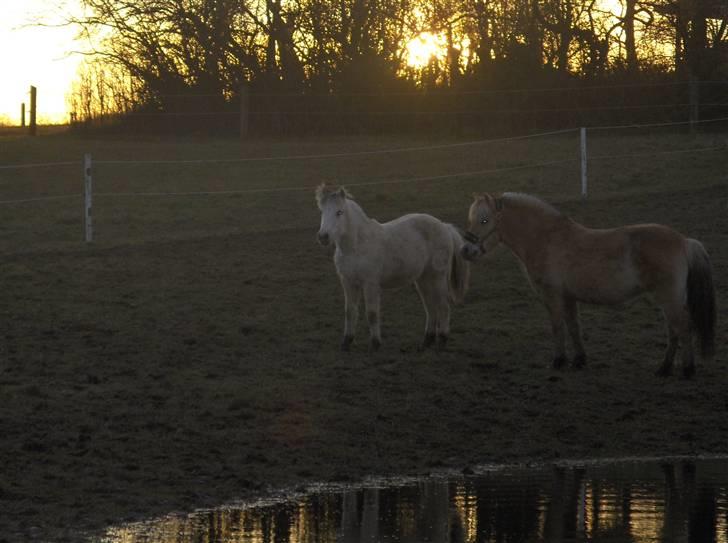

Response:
(406, 32), (448, 69)
(0, 1), (84, 125)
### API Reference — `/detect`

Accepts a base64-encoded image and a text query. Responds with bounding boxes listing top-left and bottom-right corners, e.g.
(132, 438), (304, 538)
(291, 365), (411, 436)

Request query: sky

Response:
(0, 0), (84, 125)
(0, 0), (626, 126)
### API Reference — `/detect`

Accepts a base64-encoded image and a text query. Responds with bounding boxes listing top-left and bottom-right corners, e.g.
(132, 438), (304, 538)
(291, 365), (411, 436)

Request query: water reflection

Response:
(101, 458), (728, 543)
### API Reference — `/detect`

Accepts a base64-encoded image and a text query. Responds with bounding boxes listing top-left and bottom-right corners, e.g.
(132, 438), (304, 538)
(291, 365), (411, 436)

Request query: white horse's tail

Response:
(447, 224), (470, 304)
(686, 238), (716, 359)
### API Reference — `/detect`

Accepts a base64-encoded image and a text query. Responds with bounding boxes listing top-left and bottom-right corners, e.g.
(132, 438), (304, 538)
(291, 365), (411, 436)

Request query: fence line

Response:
(0, 116), (716, 171)
(0, 160), (78, 171)
(0, 194), (81, 205)
(251, 102), (727, 116)
(587, 115), (728, 131)
(155, 79), (727, 99)
(0, 118), (725, 210)
(92, 158), (578, 200)
(93, 128), (578, 166)
(87, 101), (728, 120)
(589, 145), (727, 162)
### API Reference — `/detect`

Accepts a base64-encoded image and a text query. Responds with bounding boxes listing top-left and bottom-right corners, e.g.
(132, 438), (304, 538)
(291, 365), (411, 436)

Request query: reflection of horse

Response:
(462, 192), (716, 377)
(316, 184), (469, 351)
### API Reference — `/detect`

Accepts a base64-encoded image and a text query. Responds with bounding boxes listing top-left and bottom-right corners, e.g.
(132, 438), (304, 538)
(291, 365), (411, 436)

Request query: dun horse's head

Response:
(462, 192), (502, 261)
(315, 183), (352, 246)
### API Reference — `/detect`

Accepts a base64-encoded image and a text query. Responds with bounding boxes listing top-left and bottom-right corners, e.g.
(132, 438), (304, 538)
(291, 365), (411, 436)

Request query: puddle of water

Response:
(100, 457), (728, 542)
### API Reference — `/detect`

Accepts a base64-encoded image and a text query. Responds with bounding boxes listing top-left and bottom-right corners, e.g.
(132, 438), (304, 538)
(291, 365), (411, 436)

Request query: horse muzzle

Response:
(461, 242), (482, 261)
(317, 232), (330, 246)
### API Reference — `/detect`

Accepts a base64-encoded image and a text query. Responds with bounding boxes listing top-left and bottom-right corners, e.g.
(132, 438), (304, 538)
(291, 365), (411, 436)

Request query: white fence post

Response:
(84, 153), (93, 242)
(580, 127), (588, 200)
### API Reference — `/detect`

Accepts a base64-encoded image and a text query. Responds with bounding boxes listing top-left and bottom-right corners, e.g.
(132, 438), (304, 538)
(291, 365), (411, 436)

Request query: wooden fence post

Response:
(29, 86), (37, 136)
(84, 154), (93, 242)
(21, 103), (25, 127)
(580, 127), (588, 200)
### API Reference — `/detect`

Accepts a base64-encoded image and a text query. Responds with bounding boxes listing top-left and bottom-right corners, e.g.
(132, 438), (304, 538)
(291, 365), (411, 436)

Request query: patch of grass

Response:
(0, 130), (727, 541)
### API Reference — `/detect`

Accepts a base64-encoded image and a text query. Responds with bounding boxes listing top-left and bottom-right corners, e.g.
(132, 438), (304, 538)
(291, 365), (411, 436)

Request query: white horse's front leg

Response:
(341, 280), (361, 351)
(363, 283), (382, 351)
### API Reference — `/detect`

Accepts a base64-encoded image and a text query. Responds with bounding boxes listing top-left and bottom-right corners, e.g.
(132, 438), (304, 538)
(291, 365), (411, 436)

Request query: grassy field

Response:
(1, 128), (727, 542)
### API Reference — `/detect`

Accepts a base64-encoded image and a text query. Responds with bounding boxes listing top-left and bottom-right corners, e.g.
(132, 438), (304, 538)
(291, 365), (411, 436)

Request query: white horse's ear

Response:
(337, 187), (348, 199)
(315, 183), (328, 207)
(316, 183), (337, 208)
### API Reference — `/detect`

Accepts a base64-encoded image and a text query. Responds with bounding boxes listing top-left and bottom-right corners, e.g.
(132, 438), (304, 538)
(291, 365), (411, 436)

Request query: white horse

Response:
(316, 184), (470, 351)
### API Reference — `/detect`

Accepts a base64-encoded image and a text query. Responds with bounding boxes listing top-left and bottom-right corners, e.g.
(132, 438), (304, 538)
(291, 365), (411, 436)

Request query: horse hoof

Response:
(370, 338), (382, 352)
(572, 354), (587, 368)
(552, 355), (567, 369)
(340, 336), (354, 352)
(655, 366), (672, 377)
(682, 366), (696, 379)
(436, 334), (448, 351)
(421, 333), (436, 350)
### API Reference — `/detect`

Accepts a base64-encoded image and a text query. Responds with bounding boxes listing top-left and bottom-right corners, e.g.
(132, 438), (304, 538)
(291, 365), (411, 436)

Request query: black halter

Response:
(462, 197), (503, 245)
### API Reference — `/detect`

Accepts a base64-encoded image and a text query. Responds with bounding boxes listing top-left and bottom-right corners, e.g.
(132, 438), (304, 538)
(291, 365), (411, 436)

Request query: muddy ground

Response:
(1, 133), (727, 542)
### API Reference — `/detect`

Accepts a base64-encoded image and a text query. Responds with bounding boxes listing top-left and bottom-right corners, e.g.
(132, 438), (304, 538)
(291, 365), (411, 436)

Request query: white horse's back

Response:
(379, 213), (456, 280)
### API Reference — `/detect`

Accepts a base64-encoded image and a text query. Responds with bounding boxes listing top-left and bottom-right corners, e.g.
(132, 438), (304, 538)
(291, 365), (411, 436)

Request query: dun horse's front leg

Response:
(341, 281), (361, 351)
(363, 283), (382, 351)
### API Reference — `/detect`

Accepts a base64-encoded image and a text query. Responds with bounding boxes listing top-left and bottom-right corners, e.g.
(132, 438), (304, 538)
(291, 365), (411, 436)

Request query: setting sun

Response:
(405, 32), (448, 68)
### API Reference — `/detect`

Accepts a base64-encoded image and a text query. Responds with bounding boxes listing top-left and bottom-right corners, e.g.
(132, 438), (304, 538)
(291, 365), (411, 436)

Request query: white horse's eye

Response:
(336, 210), (344, 217)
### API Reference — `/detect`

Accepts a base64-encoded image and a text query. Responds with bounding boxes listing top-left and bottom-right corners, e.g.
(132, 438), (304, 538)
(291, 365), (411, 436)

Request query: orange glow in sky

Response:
(0, 1), (84, 125)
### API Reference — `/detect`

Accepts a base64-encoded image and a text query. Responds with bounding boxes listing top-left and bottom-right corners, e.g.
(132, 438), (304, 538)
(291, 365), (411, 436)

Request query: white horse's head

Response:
(462, 192), (502, 261)
(315, 184), (353, 246)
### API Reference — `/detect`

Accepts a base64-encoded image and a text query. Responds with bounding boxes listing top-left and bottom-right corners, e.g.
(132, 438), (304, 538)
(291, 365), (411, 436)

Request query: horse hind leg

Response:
(656, 325), (678, 377)
(415, 280), (437, 349)
(564, 298), (587, 368)
(363, 283), (382, 351)
(543, 292), (568, 369)
(680, 331), (696, 379)
(434, 277), (451, 350)
(341, 280), (361, 351)
(658, 299), (694, 378)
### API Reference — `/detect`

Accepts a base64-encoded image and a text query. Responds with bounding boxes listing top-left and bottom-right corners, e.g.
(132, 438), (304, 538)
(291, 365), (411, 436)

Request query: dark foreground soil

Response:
(1, 184), (727, 542)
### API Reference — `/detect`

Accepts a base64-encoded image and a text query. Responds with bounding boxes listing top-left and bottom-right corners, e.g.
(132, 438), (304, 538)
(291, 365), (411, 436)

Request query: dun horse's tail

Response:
(686, 239), (716, 359)
(447, 225), (470, 304)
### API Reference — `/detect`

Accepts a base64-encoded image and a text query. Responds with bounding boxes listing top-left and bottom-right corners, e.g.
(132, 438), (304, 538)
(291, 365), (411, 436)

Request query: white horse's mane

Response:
(315, 183), (354, 208)
(503, 192), (561, 217)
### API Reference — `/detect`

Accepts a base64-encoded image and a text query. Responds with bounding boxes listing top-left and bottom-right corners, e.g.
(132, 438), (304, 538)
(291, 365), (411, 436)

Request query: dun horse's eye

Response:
(480, 217), (489, 224)
(336, 210), (344, 217)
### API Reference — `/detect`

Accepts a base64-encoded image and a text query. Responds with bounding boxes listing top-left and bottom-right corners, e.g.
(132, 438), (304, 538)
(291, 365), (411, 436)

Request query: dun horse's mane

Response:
(503, 192), (561, 217)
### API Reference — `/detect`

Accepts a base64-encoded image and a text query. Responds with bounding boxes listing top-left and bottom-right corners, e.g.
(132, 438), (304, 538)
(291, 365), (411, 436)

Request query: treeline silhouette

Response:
(66, 0), (728, 135)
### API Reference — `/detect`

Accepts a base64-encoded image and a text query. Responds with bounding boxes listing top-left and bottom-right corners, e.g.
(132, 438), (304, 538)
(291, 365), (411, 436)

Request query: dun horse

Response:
(462, 192), (715, 377)
(316, 184), (469, 351)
